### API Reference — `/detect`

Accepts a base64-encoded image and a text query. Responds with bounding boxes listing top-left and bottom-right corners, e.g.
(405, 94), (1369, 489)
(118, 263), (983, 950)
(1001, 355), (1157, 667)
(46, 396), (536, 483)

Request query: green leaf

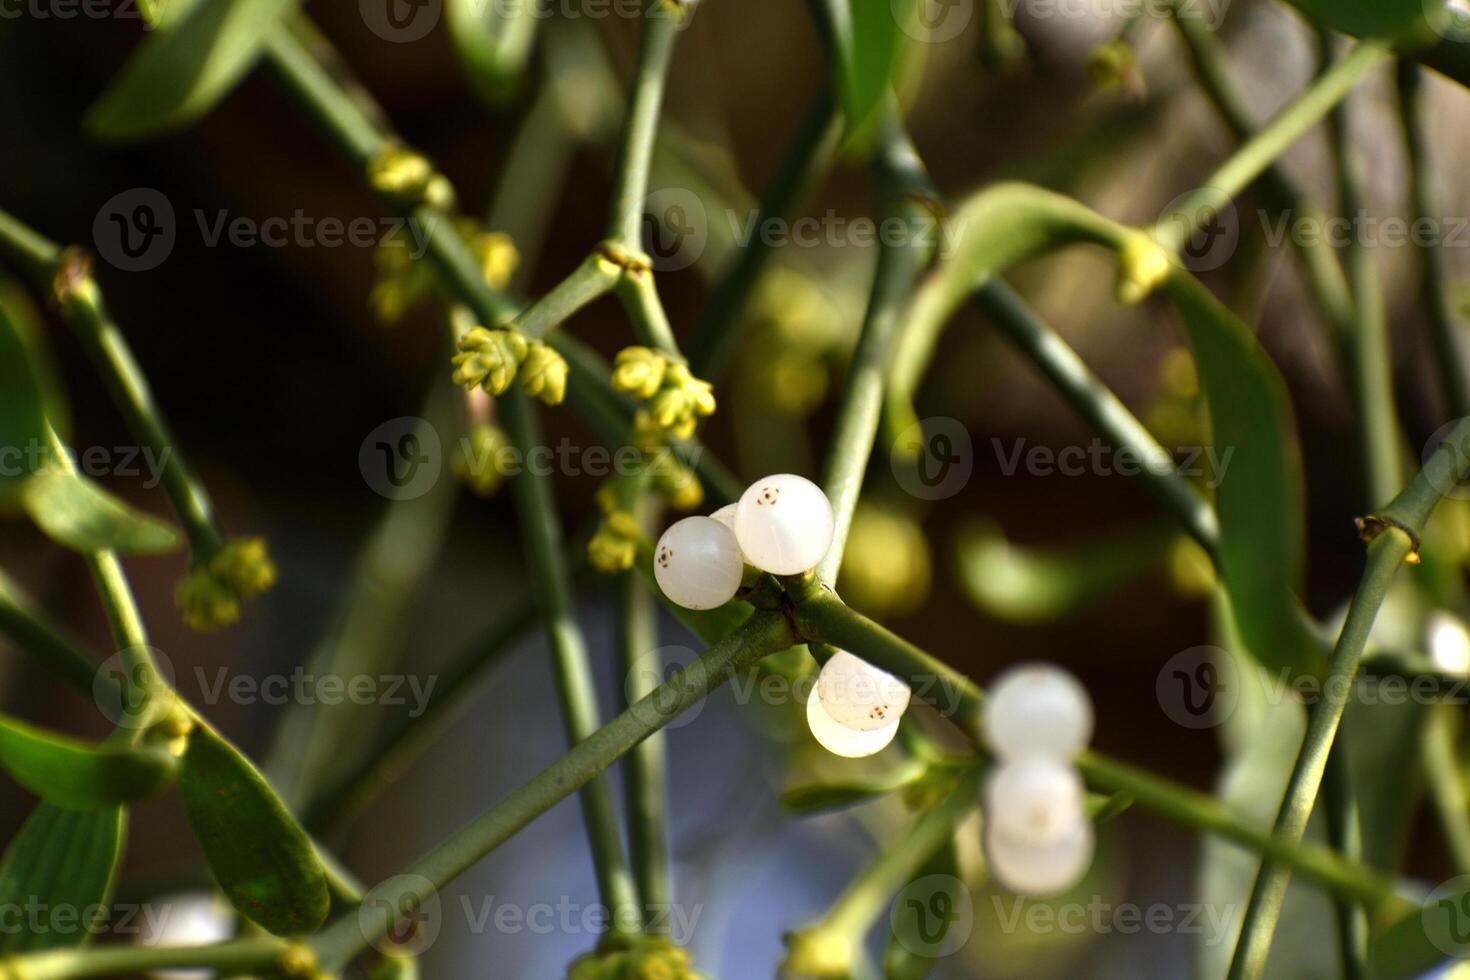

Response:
(85, 0), (300, 140)
(781, 759), (927, 815)
(0, 714), (176, 810)
(834, 0), (922, 148)
(954, 520), (1178, 624)
(0, 280), (70, 444)
(0, 298), (49, 499)
(1164, 274), (1317, 675)
(177, 722), (330, 936)
(0, 803), (125, 953)
(1280, 0), (1443, 46)
(446, 0), (541, 105)
(21, 468), (182, 555)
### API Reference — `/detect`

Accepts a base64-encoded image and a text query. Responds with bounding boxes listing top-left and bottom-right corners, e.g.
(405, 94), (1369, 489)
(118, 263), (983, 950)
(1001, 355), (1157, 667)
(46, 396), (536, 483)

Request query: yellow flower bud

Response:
(209, 537), (277, 599)
(1116, 232), (1171, 304)
(612, 346), (669, 399)
(453, 424), (513, 497)
(655, 462), (704, 511)
(520, 340), (569, 405)
(472, 230), (520, 288)
(452, 327), (529, 394)
(175, 569), (241, 632)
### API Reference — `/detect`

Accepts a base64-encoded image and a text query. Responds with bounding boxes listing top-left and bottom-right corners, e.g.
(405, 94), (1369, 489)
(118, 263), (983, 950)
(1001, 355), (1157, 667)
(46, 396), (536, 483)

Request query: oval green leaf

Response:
(446, 0), (540, 105)
(781, 760), (927, 815)
(21, 468), (182, 555)
(1164, 273), (1318, 675)
(0, 803), (125, 953)
(0, 298), (49, 499)
(177, 721), (330, 935)
(0, 714), (177, 810)
(85, 0), (300, 140)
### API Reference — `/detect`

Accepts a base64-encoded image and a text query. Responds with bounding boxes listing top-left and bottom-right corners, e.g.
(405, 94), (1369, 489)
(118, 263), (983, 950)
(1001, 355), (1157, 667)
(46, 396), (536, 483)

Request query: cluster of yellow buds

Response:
(175, 537), (277, 632)
(452, 423), (515, 497)
(367, 144), (456, 211)
(452, 327), (568, 405)
(588, 478), (641, 572)
(371, 220), (518, 325)
(612, 347), (715, 440)
(652, 457), (703, 511)
(739, 267), (846, 416)
(567, 936), (704, 980)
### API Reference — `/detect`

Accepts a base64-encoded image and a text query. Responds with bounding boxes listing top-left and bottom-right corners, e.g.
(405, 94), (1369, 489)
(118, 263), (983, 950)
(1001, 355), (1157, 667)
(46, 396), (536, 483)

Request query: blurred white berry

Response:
(816, 650), (911, 731)
(141, 892), (233, 980)
(1428, 610), (1470, 675)
(984, 758), (1086, 845)
(653, 516), (744, 610)
(710, 503), (738, 531)
(733, 473), (835, 575)
(985, 817), (1094, 897)
(983, 663), (1093, 761)
(805, 689), (900, 758)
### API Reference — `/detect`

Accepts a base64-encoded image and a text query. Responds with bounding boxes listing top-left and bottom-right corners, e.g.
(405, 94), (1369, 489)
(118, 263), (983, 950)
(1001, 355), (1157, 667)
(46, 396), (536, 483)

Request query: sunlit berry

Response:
(733, 474), (834, 575)
(983, 663), (1093, 761)
(805, 690), (900, 758)
(816, 650), (911, 732)
(653, 517), (743, 610)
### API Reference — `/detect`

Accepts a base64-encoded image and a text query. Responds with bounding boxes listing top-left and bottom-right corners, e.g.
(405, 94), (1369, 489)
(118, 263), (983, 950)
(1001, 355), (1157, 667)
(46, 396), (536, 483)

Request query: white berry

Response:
(733, 474), (835, 575)
(984, 758), (1086, 845)
(710, 503), (738, 531)
(983, 663), (1093, 761)
(805, 690), (900, 758)
(816, 650), (911, 731)
(653, 516), (744, 610)
(985, 817), (1094, 897)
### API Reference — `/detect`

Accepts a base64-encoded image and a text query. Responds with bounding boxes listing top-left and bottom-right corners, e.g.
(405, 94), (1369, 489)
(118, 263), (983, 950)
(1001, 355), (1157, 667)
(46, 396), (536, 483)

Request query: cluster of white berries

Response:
(652, 473), (836, 610)
(651, 475), (913, 758)
(981, 664), (1096, 897)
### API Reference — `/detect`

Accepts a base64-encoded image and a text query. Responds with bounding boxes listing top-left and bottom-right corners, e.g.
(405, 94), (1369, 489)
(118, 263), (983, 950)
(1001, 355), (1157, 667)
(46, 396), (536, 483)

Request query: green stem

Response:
(1395, 59), (1470, 421)
(499, 385), (642, 934)
(619, 570), (670, 917)
(310, 610), (798, 971)
(615, 268), (682, 357)
(973, 277), (1220, 558)
(0, 937), (289, 980)
(0, 573), (99, 694)
(607, 3), (685, 249)
(515, 252), (621, 339)
(0, 213), (227, 559)
(686, 85), (841, 379)
(1322, 743), (1369, 980)
(1166, 8), (1356, 368)
(1423, 703), (1470, 873)
(1152, 41), (1389, 253)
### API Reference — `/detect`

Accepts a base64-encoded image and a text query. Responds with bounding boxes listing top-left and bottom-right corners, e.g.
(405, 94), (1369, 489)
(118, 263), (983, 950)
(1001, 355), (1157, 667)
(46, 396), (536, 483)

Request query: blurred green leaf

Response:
(0, 280), (69, 442)
(1164, 274), (1317, 675)
(0, 299), (49, 500)
(0, 803), (124, 953)
(954, 520), (1177, 624)
(835, 0), (922, 149)
(1281, 0), (1442, 45)
(781, 759), (928, 815)
(177, 722), (330, 936)
(1373, 887), (1462, 978)
(21, 469), (181, 555)
(85, 0), (300, 140)
(883, 838), (961, 980)
(0, 715), (176, 809)
(446, 0), (541, 105)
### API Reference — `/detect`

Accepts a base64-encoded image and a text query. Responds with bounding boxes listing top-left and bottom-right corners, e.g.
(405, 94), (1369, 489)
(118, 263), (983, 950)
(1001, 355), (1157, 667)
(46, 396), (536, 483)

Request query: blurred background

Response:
(2, 0), (1470, 975)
